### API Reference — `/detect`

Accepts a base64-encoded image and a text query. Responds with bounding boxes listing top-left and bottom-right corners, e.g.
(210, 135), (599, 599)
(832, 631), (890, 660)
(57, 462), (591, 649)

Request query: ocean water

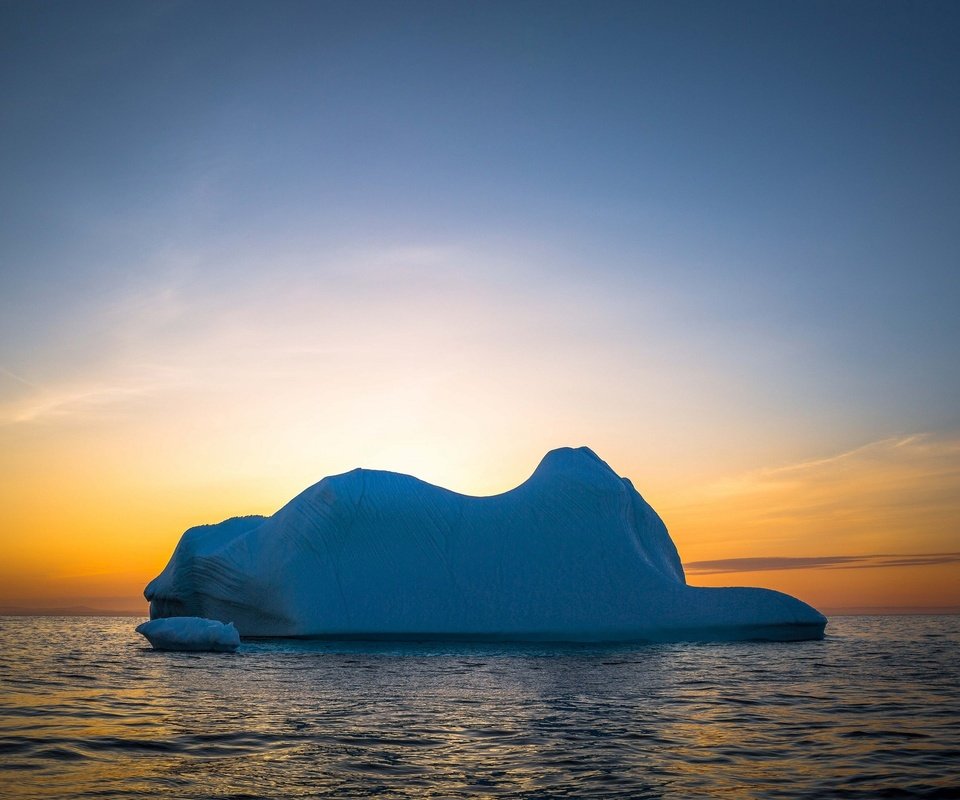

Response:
(0, 616), (957, 799)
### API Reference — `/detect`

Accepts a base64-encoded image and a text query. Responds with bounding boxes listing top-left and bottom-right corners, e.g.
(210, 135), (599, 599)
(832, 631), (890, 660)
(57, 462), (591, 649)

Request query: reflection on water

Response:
(0, 616), (958, 798)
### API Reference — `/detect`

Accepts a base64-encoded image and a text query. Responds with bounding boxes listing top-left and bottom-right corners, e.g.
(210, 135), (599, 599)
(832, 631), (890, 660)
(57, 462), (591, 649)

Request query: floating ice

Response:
(136, 616), (240, 652)
(145, 447), (827, 641)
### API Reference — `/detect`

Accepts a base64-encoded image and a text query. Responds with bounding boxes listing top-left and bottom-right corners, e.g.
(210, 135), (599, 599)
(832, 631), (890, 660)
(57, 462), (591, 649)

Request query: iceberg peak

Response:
(531, 446), (615, 479)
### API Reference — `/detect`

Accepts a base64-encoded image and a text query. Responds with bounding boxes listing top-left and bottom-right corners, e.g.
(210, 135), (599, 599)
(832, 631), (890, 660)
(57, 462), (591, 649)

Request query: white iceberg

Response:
(145, 447), (826, 642)
(136, 616), (240, 652)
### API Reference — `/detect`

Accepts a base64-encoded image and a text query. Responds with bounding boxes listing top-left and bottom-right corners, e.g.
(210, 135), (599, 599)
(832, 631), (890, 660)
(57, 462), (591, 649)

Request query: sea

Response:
(0, 615), (957, 799)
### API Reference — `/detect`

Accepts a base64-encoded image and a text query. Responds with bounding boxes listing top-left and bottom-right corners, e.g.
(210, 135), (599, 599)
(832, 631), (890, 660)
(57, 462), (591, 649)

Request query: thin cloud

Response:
(0, 365), (38, 388)
(0, 367), (185, 426)
(684, 552), (960, 575)
(704, 433), (956, 498)
(667, 431), (960, 559)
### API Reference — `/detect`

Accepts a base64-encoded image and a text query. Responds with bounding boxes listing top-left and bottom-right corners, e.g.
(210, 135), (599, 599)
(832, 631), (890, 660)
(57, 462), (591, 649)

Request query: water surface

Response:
(0, 615), (957, 798)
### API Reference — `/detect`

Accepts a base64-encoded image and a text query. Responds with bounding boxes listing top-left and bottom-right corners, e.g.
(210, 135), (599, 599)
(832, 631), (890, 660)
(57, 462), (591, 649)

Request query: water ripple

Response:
(0, 615), (958, 798)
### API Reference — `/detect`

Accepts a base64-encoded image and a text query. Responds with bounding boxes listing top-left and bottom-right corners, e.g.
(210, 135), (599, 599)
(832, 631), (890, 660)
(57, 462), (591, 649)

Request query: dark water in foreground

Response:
(0, 616), (957, 799)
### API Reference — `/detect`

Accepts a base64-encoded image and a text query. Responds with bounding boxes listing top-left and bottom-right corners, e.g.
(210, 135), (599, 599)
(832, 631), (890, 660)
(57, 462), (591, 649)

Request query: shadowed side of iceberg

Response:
(144, 447), (827, 642)
(144, 515), (293, 632)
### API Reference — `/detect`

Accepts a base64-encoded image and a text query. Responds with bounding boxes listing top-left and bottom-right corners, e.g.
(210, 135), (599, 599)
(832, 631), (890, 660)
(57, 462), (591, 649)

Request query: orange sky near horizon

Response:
(1, 421), (957, 614)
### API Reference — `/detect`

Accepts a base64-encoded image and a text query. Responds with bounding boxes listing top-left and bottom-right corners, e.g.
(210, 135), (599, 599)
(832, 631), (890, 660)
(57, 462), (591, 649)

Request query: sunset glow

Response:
(1, 1), (957, 614)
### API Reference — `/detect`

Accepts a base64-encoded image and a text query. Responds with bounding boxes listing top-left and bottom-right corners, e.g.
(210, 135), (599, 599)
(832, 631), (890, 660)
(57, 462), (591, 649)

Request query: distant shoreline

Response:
(1, 606), (957, 618)
(0, 606), (146, 617)
(822, 606), (960, 616)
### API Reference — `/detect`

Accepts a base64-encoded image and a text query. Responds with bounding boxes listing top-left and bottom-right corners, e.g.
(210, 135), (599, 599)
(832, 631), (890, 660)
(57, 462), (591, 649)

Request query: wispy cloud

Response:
(703, 434), (960, 498)
(668, 431), (960, 558)
(0, 365), (38, 389)
(1, 385), (144, 425)
(685, 552), (960, 574)
(0, 367), (185, 426)
(0, 238), (586, 428)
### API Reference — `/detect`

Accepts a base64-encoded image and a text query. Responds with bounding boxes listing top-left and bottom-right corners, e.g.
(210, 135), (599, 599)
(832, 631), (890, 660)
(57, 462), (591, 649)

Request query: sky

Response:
(1, 0), (958, 613)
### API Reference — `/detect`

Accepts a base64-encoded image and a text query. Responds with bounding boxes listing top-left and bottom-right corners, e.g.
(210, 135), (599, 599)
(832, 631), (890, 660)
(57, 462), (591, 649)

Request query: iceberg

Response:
(136, 616), (240, 652)
(145, 447), (826, 642)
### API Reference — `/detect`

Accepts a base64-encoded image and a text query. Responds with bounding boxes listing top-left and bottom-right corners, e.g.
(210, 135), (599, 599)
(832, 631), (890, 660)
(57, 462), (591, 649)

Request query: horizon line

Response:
(2, 604), (958, 618)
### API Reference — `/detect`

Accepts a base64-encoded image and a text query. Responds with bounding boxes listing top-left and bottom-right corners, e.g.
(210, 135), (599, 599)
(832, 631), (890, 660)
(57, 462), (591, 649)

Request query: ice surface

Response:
(136, 616), (240, 652)
(145, 447), (827, 641)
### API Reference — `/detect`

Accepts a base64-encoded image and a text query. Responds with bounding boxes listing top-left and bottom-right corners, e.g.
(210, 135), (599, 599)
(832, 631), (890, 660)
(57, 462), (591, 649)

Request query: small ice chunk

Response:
(136, 616), (240, 652)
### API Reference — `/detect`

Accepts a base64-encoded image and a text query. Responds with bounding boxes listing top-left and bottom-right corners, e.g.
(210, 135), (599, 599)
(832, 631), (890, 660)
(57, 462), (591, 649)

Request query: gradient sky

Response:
(1, 0), (958, 612)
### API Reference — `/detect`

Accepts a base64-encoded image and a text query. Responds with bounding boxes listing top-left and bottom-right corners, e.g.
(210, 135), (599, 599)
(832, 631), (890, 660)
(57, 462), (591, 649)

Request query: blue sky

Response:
(0, 1), (958, 608)
(3, 1), (957, 439)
